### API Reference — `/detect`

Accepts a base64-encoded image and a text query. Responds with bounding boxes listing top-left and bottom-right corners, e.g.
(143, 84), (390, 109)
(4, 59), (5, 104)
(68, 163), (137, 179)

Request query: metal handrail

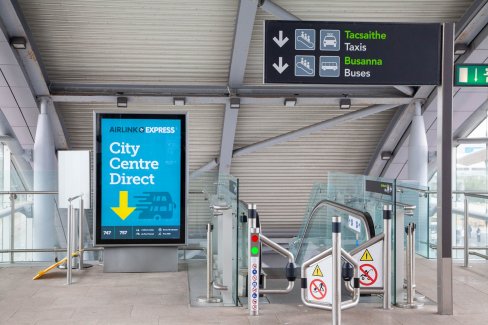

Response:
(295, 199), (374, 258)
(260, 234), (295, 294)
(397, 186), (488, 196)
(468, 251), (488, 260)
(0, 191), (58, 195)
(0, 247), (103, 254)
(464, 193), (488, 200)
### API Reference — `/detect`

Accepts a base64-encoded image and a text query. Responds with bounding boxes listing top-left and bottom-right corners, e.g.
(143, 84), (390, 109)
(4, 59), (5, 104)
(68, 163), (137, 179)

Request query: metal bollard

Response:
(78, 197), (84, 270)
(383, 205), (392, 309)
(397, 223), (422, 308)
(406, 223), (413, 305)
(66, 202), (73, 285)
(9, 193), (16, 263)
(332, 216), (341, 325)
(197, 223), (221, 304)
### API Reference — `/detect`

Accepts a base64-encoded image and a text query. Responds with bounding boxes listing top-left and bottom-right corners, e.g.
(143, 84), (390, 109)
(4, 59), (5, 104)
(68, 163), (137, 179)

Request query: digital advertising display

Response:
(94, 112), (187, 246)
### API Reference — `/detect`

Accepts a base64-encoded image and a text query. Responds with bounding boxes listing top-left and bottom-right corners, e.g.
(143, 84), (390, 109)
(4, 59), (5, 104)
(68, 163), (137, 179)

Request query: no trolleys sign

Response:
(306, 255), (333, 304)
(264, 21), (441, 85)
(351, 239), (384, 288)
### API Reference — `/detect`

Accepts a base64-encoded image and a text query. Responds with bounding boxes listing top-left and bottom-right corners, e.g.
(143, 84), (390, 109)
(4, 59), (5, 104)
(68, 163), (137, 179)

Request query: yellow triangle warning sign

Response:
(360, 249), (373, 261)
(312, 265), (323, 277)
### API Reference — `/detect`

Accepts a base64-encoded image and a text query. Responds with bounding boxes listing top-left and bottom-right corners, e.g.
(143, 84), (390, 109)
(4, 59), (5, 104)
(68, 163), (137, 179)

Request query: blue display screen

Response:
(95, 113), (186, 245)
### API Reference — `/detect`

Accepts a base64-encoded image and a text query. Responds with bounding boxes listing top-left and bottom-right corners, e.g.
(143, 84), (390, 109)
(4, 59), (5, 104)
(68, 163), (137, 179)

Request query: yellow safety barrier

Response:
(33, 250), (81, 280)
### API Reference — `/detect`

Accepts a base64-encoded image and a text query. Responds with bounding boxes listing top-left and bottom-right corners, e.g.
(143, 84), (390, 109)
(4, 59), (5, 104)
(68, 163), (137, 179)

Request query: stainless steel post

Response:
(464, 196), (469, 268)
(406, 224), (413, 305)
(78, 197), (84, 270)
(397, 223), (422, 308)
(206, 223), (213, 300)
(411, 223), (422, 307)
(332, 216), (341, 325)
(383, 205), (392, 309)
(9, 193), (16, 263)
(66, 202), (73, 285)
(197, 223), (221, 304)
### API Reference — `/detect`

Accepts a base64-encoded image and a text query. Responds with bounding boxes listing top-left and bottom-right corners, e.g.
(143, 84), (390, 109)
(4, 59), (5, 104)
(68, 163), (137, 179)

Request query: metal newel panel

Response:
(436, 22), (454, 315)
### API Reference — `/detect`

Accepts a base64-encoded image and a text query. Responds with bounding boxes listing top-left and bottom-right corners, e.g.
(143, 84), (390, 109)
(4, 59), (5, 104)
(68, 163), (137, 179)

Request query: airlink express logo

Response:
(109, 126), (176, 134)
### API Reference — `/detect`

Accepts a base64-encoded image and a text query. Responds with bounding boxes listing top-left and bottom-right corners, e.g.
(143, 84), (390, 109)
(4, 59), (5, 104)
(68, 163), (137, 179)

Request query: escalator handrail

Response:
(296, 199), (376, 258)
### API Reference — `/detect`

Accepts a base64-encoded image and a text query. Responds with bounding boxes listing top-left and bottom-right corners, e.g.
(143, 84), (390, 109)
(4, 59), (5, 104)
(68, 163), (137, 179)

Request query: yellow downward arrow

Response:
(111, 191), (136, 220)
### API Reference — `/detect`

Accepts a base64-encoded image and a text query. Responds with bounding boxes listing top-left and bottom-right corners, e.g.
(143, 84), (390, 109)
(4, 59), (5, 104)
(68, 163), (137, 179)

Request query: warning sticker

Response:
(360, 249), (373, 261)
(352, 239), (383, 289)
(359, 263), (378, 286)
(306, 255), (333, 304)
(309, 279), (327, 300)
(312, 265), (323, 277)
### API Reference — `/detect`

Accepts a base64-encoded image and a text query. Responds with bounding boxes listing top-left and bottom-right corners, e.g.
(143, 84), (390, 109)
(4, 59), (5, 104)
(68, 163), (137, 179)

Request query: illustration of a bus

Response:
(136, 192), (176, 220)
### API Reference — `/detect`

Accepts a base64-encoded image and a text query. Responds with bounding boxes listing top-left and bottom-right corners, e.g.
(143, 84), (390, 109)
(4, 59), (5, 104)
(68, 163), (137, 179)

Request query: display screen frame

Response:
(94, 111), (187, 246)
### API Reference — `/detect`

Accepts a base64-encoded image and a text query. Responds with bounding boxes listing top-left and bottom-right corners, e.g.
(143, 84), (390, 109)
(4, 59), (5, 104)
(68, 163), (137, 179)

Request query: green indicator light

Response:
(251, 247), (259, 255)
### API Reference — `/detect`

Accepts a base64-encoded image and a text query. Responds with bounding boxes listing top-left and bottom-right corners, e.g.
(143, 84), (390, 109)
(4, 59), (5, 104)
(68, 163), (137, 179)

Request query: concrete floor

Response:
(0, 257), (487, 324)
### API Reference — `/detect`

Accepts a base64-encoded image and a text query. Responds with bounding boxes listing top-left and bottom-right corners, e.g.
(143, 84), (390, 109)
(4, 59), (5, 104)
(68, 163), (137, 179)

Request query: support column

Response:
(408, 101), (428, 186)
(437, 23), (454, 315)
(33, 97), (58, 261)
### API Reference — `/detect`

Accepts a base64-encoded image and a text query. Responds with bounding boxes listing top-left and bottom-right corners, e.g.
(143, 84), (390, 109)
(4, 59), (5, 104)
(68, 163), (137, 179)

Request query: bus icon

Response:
(321, 61), (338, 71)
(136, 192), (176, 220)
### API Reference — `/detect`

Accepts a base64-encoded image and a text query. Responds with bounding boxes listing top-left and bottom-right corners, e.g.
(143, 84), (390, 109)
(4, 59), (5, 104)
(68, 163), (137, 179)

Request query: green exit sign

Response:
(454, 64), (488, 86)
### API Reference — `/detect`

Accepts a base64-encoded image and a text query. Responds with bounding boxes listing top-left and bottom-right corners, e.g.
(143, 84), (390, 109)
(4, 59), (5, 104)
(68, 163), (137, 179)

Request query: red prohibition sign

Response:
(309, 279), (327, 300)
(359, 263), (378, 286)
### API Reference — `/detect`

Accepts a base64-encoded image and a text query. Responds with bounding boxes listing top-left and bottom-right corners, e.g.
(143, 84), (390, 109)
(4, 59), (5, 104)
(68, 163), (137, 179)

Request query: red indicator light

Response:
(251, 234), (259, 242)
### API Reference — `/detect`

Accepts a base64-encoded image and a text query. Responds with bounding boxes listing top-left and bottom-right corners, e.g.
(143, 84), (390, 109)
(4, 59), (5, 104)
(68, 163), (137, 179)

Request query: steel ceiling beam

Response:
(233, 104), (398, 157)
(50, 94), (411, 106)
(191, 104), (399, 177)
(370, 10), (488, 179)
(393, 86), (415, 96)
(365, 86), (435, 176)
(455, 0), (488, 44)
(259, 0), (300, 21)
(218, 0), (259, 175)
(453, 97), (488, 139)
(0, 0), (67, 149)
(49, 83), (411, 98)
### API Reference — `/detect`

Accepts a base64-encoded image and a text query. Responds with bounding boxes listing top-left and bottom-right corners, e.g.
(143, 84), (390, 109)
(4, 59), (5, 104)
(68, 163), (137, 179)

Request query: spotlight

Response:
(381, 151), (393, 160)
(339, 98), (351, 109)
(173, 97), (185, 106)
(284, 98), (297, 107)
(9, 37), (26, 49)
(230, 97), (240, 109)
(454, 43), (468, 55)
(117, 97), (128, 108)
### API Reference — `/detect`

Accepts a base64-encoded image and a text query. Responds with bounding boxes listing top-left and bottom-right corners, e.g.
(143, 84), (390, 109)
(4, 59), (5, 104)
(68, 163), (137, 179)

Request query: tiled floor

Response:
(0, 257), (487, 324)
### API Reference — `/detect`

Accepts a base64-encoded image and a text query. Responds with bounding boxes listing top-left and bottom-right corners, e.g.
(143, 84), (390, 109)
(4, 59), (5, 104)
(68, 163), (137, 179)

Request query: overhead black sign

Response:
(264, 21), (441, 85)
(365, 180), (393, 196)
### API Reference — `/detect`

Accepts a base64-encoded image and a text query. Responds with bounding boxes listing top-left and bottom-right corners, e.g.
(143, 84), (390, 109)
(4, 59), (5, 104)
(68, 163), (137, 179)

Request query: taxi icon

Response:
(323, 35), (337, 48)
